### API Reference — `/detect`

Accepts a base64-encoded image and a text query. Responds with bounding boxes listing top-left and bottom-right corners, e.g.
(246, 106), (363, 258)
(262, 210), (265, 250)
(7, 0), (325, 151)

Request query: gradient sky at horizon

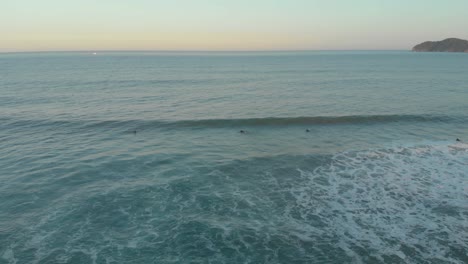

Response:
(2, 0), (468, 52)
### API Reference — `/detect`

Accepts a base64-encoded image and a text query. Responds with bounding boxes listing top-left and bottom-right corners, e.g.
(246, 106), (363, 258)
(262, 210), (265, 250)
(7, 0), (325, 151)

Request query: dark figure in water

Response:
(456, 138), (461, 142)
(240, 130), (246, 134)
(306, 129), (310, 132)
(133, 130), (137, 135)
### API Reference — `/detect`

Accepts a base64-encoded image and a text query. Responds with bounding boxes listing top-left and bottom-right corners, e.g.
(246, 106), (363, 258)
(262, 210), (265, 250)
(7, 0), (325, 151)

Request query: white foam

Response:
(291, 143), (468, 263)
(1, 248), (17, 264)
(449, 142), (468, 150)
(4, 142), (466, 263)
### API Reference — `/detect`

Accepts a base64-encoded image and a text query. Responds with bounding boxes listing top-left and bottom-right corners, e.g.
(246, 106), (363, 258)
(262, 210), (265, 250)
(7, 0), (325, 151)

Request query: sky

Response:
(2, 0), (468, 52)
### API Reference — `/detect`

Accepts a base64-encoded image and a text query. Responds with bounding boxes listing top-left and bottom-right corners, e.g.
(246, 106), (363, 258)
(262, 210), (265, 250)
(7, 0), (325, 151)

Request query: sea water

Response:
(0, 51), (467, 263)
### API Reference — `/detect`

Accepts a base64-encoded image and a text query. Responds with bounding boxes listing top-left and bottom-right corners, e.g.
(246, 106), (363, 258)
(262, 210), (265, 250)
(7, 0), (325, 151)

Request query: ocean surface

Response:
(0, 51), (467, 264)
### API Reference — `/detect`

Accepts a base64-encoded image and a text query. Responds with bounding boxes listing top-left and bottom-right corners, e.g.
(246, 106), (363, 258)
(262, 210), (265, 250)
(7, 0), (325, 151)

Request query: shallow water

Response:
(0, 51), (467, 263)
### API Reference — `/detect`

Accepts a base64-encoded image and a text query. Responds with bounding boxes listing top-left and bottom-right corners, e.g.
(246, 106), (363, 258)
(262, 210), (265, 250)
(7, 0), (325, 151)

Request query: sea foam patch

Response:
(2, 143), (466, 264)
(292, 143), (468, 263)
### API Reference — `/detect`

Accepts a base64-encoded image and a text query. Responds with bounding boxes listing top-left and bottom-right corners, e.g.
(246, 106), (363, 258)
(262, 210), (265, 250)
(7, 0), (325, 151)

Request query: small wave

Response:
(0, 114), (462, 132)
(162, 114), (455, 128)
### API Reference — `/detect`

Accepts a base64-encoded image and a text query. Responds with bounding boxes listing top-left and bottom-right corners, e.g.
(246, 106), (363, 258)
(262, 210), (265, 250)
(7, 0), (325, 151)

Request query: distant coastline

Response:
(412, 38), (468, 53)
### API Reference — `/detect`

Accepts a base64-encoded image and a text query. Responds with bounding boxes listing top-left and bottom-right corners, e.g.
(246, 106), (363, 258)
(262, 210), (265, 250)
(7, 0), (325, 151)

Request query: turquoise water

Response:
(0, 51), (467, 263)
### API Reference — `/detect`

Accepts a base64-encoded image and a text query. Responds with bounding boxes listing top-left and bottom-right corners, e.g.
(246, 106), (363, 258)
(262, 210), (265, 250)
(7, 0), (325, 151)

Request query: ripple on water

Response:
(1, 143), (467, 263)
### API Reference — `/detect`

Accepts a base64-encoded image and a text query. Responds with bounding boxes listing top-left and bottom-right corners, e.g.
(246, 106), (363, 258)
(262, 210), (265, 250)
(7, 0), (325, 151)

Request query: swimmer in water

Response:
(240, 130), (246, 134)
(456, 138), (461, 142)
(306, 129), (310, 132)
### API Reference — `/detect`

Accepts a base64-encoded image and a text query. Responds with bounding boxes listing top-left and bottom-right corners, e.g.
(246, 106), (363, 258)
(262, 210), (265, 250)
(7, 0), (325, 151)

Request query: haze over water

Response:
(1, 51), (467, 263)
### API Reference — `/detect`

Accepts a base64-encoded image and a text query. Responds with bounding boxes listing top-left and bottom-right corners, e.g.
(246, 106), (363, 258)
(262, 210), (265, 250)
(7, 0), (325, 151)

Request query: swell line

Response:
(161, 114), (453, 128)
(0, 114), (462, 132)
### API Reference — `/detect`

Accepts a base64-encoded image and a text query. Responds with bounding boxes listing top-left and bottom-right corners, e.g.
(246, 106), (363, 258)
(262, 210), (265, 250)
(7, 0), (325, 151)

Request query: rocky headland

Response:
(412, 38), (468, 52)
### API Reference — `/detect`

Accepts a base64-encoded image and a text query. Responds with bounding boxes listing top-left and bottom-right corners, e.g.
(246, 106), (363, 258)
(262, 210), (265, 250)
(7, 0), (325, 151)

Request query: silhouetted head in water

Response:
(306, 129), (310, 132)
(133, 130), (137, 135)
(456, 138), (461, 142)
(240, 130), (246, 134)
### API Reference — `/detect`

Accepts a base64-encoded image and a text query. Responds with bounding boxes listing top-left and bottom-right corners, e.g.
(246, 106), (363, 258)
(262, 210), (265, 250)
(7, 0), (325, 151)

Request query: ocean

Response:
(0, 51), (467, 263)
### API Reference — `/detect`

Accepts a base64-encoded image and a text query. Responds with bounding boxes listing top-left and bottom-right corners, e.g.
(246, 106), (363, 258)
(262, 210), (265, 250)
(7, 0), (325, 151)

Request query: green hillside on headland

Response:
(413, 38), (468, 52)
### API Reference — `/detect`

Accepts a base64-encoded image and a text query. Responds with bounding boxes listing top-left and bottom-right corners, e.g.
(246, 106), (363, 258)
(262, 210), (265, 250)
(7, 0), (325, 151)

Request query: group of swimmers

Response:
(133, 128), (461, 142)
(239, 130), (463, 142)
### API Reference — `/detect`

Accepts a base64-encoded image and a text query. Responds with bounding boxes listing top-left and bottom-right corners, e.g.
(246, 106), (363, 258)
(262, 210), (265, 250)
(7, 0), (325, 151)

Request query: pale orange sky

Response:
(2, 0), (468, 52)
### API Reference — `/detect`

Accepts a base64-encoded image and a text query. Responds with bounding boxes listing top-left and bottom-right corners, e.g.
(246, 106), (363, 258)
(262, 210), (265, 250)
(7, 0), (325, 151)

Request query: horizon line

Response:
(0, 49), (409, 54)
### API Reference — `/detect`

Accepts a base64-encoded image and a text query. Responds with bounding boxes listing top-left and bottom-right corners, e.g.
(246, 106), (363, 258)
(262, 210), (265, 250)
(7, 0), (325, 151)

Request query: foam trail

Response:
(291, 143), (468, 263)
